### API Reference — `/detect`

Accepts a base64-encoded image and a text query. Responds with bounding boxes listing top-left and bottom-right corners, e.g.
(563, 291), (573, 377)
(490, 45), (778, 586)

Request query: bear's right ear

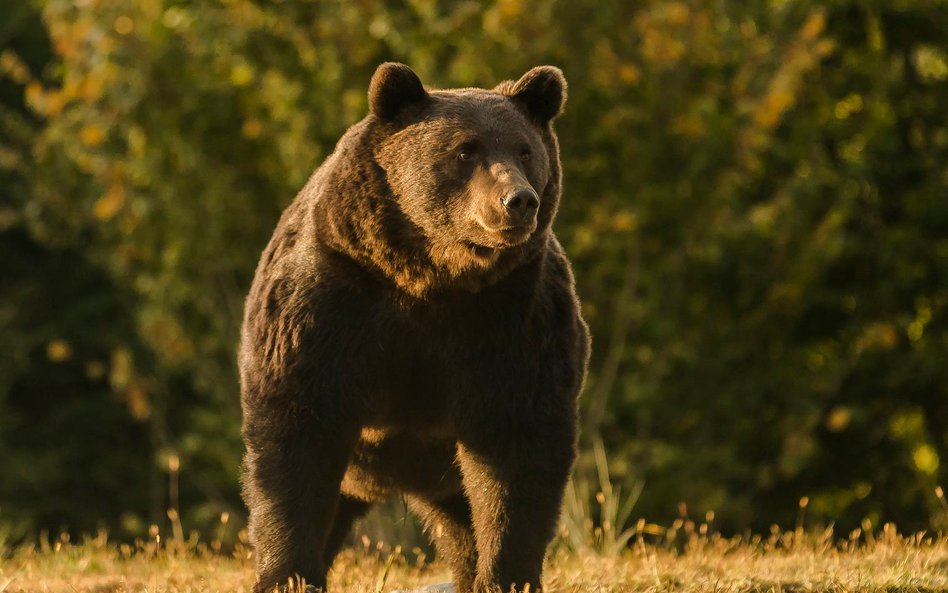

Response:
(368, 62), (428, 120)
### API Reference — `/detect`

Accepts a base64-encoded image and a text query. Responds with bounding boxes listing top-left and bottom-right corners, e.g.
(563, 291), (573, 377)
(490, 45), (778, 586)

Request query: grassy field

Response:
(2, 525), (948, 593)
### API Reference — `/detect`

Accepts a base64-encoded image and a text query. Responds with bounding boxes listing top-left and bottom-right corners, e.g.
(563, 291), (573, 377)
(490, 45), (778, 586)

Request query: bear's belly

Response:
(340, 429), (462, 501)
(340, 328), (463, 501)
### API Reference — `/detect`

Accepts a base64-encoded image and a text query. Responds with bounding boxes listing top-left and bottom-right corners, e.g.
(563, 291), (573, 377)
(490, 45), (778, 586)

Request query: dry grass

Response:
(2, 524), (948, 593)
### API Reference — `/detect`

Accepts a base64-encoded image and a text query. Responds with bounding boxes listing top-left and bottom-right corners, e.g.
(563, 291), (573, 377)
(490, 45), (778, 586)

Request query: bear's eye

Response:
(520, 148), (531, 162)
(457, 150), (476, 162)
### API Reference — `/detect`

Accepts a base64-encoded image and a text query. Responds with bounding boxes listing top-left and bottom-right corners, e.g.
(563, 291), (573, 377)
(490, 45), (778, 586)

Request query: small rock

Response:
(391, 583), (456, 593)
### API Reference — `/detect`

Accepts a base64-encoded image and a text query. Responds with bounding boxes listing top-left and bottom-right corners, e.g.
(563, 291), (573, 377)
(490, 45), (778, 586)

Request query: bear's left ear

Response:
(499, 65), (567, 124)
(369, 62), (429, 120)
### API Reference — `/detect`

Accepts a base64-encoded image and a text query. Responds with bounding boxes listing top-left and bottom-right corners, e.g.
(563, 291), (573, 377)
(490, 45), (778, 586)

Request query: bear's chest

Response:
(352, 297), (514, 433)
(364, 331), (452, 431)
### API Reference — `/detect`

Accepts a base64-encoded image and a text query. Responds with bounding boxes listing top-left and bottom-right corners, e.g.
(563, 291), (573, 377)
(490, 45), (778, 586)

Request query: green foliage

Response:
(1, 0), (947, 540)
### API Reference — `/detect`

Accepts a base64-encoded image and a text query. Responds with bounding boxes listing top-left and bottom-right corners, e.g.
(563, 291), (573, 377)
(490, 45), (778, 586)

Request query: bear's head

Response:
(367, 62), (566, 281)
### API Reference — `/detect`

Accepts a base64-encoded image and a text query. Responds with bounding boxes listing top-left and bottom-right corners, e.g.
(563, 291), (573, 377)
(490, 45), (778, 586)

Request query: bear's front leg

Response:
(456, 425), (575, 593)
(242, 410), (358, 593)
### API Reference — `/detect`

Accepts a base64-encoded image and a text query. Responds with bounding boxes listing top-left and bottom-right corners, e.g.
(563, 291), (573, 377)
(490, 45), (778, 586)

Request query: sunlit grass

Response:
(5, 475), (948, 592)
(2, 522), (948, 593)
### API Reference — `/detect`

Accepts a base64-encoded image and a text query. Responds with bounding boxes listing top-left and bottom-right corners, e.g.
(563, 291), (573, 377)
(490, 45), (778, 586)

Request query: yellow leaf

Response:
(94, 182), (126, 220)
(43, 90), (64, 116)
(665, 2), (690, 26)
(47, 339), (73, 362)
(825, 406), (851, 432)
(81, 76), (105, 102)
(618, 64), (641, 85)
(110, 348), (133, 390)
(671, 113), (707, 137)
(914, 444), (940, 475)
(230, 62), (254, 87)
(242, 118), (263, 139)
(0, 50), (31, 84)
(80, 124), (106, 146)
(834, 94), (863, 119)
(25, 81), (43, 111)
(800, 10), (826, 41)
(125, 384), (151, 420)
(753, 90), (794, 129)
(114, 16), (134, 35)
(612, 210), (637, 231)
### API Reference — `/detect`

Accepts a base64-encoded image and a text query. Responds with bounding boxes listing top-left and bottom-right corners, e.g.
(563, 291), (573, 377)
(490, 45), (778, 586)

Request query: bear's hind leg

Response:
(323, 494), (371, 568)
(242, 418), (358, 593)
(408, 492), (477, 593)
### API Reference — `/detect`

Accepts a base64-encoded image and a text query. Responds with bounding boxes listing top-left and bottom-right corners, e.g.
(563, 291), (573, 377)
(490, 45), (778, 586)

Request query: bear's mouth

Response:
(471, 220), (535, 249)
(463, 241), (498, 259)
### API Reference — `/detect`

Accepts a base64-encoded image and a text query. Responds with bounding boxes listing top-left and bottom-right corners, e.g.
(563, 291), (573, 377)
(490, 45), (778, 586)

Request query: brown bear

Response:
(239, 62), (589, 593)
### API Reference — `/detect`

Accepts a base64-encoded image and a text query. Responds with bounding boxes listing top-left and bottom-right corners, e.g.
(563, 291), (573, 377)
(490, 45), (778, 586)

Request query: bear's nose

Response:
(501, 188), (539, 223)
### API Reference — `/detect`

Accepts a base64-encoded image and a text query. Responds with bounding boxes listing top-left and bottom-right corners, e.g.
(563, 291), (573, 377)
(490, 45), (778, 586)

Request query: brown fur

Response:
(239, 63), (589, 593)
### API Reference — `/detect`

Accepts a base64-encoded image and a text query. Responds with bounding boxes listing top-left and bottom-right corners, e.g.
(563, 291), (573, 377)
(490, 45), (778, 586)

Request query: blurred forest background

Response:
(2, 0), (947, 548)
